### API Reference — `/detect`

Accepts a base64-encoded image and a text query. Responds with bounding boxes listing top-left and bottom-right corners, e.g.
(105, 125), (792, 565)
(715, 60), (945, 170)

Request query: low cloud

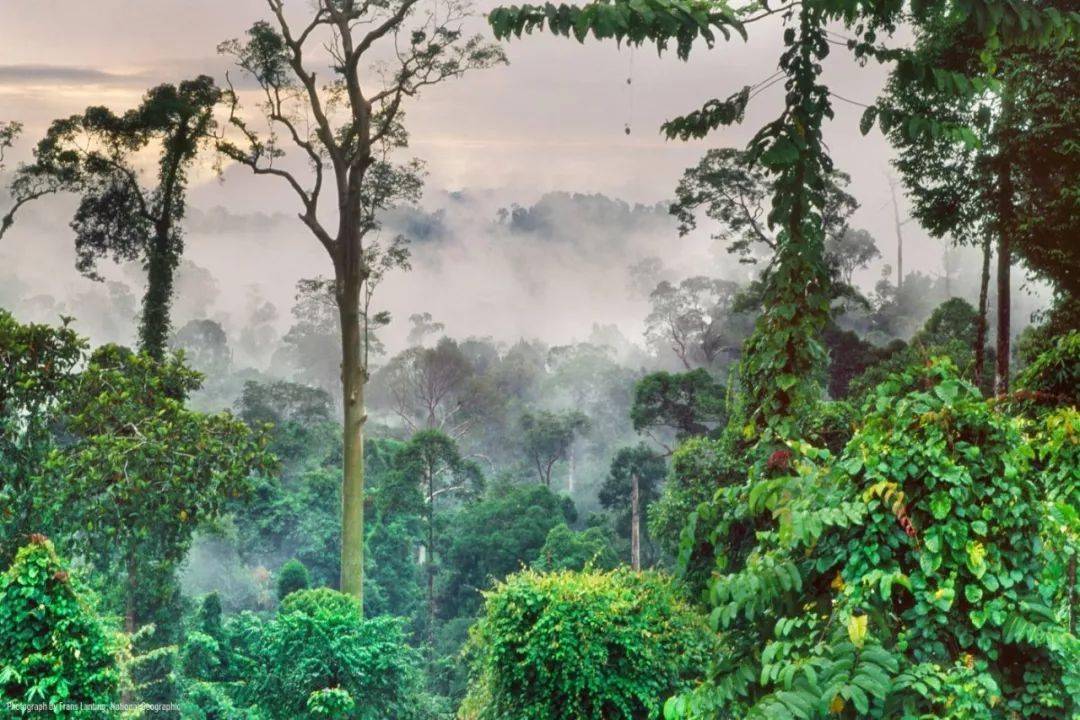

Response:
(0, 64), (148, 86)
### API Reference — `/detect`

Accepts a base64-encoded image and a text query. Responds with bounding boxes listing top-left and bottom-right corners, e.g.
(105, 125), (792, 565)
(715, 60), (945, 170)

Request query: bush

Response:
(461, 568), (716, 720)
(1015, 330), (1079, 409)
(275, 559), (310, 601)
(532, 524), (618, 572)
(249, 589), (426, 720)
(178, 680), (243, 720)
(671, 359), (1078, 718)
(0, 536), (120, 717)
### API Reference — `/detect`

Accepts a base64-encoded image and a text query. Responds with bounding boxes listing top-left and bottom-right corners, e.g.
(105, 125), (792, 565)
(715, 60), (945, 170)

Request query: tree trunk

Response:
(995, 232), (1011, 396)
(994, 95), (1016, 397)
(567, 444), (576, 494)
(974, 235), (992, 389)
(121, 553), (138, 705)
(125, 553), (138, 635)
(427, 468), (436, 651)
(338, 261), (366, 604)
(139, 231), (175, 360)
(889, 178), (904, 294)
(630, 473), (641, 571)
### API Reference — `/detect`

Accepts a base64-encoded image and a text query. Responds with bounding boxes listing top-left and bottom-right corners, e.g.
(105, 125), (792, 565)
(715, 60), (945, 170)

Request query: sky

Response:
(0, 0), (1025, 353)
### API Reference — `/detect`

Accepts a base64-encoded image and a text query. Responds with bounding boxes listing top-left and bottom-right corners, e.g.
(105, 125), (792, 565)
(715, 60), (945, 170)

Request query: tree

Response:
(0, 311), (85, 565)
(219, 0), (505, 603)
(170, 318), (232, 376)
(394, 430), (482, 648)
(31, 77), (221, 359)
(600, 444), (666, 570)
(406, 311), (445, 346)
(461, 568), (717, 720)
(0, 536), (120, 718)
(439, 482), (575, 621)
(55, 346), (272, 636)
(276, 559), (310, 601)
(519, 410), (590, 487)
(249, 589), (427, 720)
(880, 7), (1080, 396)
(533, 523), (618, 572)
(644, 276), (740, 370)
(379, 337), (477, 435)
(236, 379), (334, 429)
(672, 147), (870, 286)
(0, 121), (68, 241)
(630, 369), (726, 446)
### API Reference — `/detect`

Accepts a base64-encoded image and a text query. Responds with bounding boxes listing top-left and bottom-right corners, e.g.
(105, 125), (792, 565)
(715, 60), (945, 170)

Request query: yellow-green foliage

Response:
(461, 568), (716, 720)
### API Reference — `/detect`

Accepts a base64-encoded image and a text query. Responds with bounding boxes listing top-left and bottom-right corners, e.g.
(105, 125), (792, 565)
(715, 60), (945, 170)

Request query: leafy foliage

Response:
(53, 345), (273, 634)
(631, 369), (727, 442)
(462, 568), (716, 720)
(1015, 330), (1080, 409)
(0, 536), (120, 717)
(0, 310), (85, 565)
(276, 559), (310, 601)
(533, 523), (619, 572)
(669, 360), (1078, 718)
(248, 589), (427, 720)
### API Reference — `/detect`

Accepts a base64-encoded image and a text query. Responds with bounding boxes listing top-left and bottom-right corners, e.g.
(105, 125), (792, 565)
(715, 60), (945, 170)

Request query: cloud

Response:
(0, 64), (148, 86)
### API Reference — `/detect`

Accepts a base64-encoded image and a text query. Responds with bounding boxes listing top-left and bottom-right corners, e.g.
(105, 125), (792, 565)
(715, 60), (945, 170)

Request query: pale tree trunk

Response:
(995, 232), (1011, 395)
(889, 178), (905, 293)
(122, 553), (138, 705)
(567, 444), (576, 494)
(630, 473), (641, 571)
(974, 235), (991, 389)
(994, 95), (1015, 397)
(338, 257), (367, 602)
(426, 467), (436, 651)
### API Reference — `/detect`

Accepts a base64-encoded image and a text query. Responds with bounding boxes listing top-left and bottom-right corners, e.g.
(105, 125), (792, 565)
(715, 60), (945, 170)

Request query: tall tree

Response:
(379, 337), (477, 435)
(219, 0), (504, 602)
(600, 444), (666, 570)
(672, 147), (863, 277)
(520, 410), (590, 487)
(394, 431), (481, 650)
(644, 276), (741, 370)
(630, 369), (726, 449)
(881, 6), (1080, 394)
(30, 77), (221, 359)
(56, 346), (272, 636)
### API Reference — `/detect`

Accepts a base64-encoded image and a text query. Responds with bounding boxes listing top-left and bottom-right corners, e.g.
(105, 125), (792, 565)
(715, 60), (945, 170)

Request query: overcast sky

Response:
(1, 0), (1014, 350)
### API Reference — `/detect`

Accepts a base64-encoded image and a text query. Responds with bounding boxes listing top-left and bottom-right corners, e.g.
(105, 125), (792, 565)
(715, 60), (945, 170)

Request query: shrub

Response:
(1015, 330), (1080, 409)
(249, 589), (426, 720)
(178, 680), (243, 720)
(532, 523), (618, 572)
(0, 536), (120, 717)
(670, 359), (1078, 718)
(461, 568), (716, 720)
(275, 559), (310, 601)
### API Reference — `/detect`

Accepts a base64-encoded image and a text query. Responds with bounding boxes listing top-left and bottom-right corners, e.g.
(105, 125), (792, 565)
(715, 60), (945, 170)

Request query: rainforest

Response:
(0, 1), (1077, 718)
